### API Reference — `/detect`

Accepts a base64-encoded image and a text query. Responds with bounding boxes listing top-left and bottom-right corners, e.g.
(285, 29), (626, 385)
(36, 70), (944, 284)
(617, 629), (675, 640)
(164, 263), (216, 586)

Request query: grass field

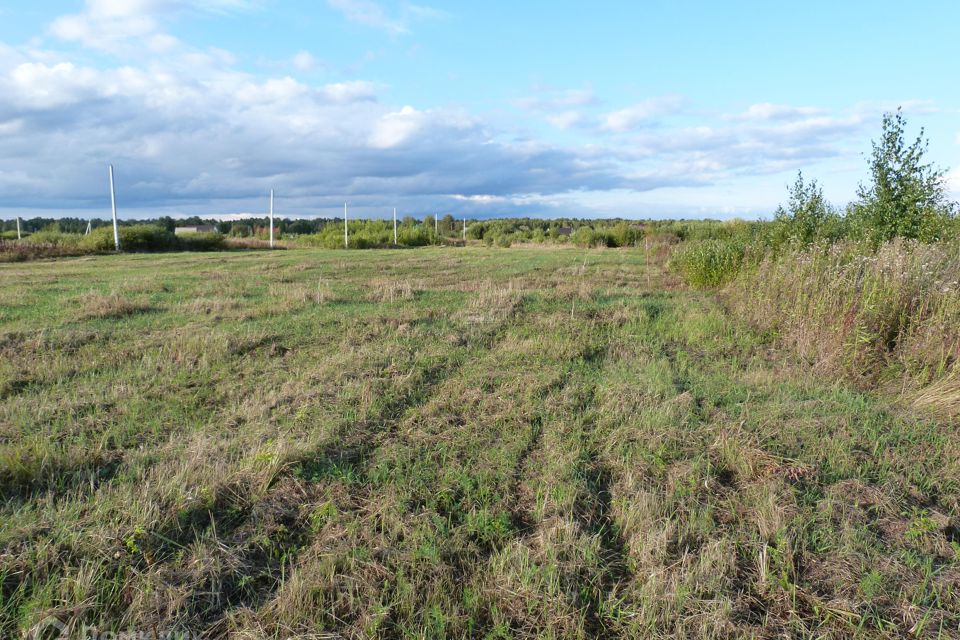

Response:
(2, 247), (958, 638)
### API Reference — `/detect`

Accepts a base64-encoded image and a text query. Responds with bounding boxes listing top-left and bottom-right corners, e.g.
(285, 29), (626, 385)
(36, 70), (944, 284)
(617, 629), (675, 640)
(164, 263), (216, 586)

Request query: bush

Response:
(848, 110), (956, 245)
(670, 239), (747, 287)
(571, 227), (605, 248)
(398, 225), (435, 247)
(80, 225), (176, 252)
(770, 172), (837, 247)
(177, 232), (225, 251)
(24, 227), (83, 250)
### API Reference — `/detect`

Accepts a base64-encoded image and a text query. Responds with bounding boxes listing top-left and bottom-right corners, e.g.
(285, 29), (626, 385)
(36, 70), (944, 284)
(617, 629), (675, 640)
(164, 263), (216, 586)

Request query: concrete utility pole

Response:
(344, 202), (348, 248)
(462, 218), (466, 241)
(85, 220), (91, 235)
(393, 207), (398, 245)
(109, 164), (120, 251)
(269, 189), (274, 248)
(16, 216), (21, 240)
(435, 214), (438, 235)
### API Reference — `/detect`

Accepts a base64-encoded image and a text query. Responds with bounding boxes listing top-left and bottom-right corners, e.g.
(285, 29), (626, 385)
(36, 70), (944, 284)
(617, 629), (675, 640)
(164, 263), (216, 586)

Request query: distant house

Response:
(556, 226), (573, 237)
(174, 225), (219, 235)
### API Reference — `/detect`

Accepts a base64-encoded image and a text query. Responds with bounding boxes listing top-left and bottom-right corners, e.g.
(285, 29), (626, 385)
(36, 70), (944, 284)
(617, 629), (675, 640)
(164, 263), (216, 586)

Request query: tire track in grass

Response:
(575, 292), (726, 637)
(8, 297), (529, 637)
(204, 293), (537, 635)
(244, 303), (591, 638)
(472, 306), (643, 638)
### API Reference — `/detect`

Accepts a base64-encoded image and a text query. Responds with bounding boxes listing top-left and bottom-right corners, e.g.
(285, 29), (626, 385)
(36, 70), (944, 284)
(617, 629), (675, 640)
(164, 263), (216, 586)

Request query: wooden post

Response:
(109, 164), (120, 251)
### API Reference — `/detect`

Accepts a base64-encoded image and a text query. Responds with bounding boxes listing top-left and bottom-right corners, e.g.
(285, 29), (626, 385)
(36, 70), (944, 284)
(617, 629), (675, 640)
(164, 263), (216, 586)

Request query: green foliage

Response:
(571, 226), (606, 248)
(770, 172), (838, 246)
(397, 224), (436, 246)
(177, 232), (226, 251)
(297, 219), (437, 249)
(670, 238), (747, 287)
(24, 226), (83, 249)
(849, 109), (956, 244)
(81, 225), (177, 252)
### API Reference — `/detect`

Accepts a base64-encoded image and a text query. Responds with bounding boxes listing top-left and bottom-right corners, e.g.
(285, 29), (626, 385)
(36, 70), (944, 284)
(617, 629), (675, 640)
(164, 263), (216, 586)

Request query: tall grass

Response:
(669, 238), (750, 287)
(725, 239), (960, 416)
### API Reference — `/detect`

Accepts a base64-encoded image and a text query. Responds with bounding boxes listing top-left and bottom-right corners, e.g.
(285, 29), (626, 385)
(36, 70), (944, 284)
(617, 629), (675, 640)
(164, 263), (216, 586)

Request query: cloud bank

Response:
(0, 1), (921, 218)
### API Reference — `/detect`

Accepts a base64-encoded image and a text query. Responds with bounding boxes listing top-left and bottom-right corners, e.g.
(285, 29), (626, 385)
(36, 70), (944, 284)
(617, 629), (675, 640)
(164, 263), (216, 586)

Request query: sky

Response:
(0, 1), (958, 220)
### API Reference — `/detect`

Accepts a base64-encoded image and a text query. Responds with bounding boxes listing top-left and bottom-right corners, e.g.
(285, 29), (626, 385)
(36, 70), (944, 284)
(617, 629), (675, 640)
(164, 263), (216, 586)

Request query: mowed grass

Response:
(1, 247), (958, 638)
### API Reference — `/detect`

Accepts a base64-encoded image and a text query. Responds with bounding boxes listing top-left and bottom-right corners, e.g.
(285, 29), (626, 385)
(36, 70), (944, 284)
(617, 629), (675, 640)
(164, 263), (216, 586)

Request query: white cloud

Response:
(946, 166), (960, 195)
(546, 111), (584, 129)
(600, 95), (687, 132)
(49, 0), (254, 52)
(515, 87), (597, 112)
(326, 0), (444, 34)
(369, 106), (425, 148)
(292, 50), (318, 72)
(0, 4), (917, 218)
(8, 62), (102, 108)
(727, 103), (825, 121)
(322, 80), (378, 103)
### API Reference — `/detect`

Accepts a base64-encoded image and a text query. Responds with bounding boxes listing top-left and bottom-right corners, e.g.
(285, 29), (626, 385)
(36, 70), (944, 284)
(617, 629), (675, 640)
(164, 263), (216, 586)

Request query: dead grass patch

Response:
(77, 293), (153, 320)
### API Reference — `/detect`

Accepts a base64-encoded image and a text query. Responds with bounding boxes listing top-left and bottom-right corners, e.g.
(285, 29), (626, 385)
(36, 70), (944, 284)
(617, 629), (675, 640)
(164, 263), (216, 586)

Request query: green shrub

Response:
(398, 225), (435, 247)
(24, 227), (83, 249)
(770, 172), (838, 247)
(571, 227), (605, 248)
(80, 225), (176, 252)
(848, 110), (956, 245)
(177, 232), (225, 251)
(671, 239), (747, 287)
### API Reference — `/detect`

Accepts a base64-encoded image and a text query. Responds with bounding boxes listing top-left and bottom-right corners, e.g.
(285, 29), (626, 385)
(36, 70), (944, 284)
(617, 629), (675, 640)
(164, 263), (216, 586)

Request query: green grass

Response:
(1, 247), (958, 638)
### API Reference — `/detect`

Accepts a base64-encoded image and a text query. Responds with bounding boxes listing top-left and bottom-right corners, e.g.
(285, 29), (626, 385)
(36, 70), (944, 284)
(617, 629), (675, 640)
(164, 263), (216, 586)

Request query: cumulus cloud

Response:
(0, 3), (913, 219)
(49, 0), (253, 52)
(0, 42), (664, 215)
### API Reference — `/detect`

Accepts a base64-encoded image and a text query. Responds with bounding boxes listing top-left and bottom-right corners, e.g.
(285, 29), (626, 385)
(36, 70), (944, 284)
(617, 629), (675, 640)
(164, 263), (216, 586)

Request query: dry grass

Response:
(1, 247), (958, 638)
(726, 239), (960, 419)
(76, 293), (153, 319)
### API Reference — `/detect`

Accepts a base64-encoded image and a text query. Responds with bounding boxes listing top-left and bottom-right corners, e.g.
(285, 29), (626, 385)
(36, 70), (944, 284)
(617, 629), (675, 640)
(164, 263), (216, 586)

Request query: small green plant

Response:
(905, 508), (938, 541)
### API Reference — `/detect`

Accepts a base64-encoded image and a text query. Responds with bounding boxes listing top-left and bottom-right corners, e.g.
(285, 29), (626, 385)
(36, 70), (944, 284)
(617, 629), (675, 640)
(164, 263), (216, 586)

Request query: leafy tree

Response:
(772, 171), (835, 245)
(441, 214), (455, 235)
(850, 109), (955, 243)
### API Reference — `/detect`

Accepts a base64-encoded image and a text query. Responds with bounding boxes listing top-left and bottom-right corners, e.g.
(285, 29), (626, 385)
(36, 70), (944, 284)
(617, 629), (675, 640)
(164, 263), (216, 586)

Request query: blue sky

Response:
(0, 0), (957, 220)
